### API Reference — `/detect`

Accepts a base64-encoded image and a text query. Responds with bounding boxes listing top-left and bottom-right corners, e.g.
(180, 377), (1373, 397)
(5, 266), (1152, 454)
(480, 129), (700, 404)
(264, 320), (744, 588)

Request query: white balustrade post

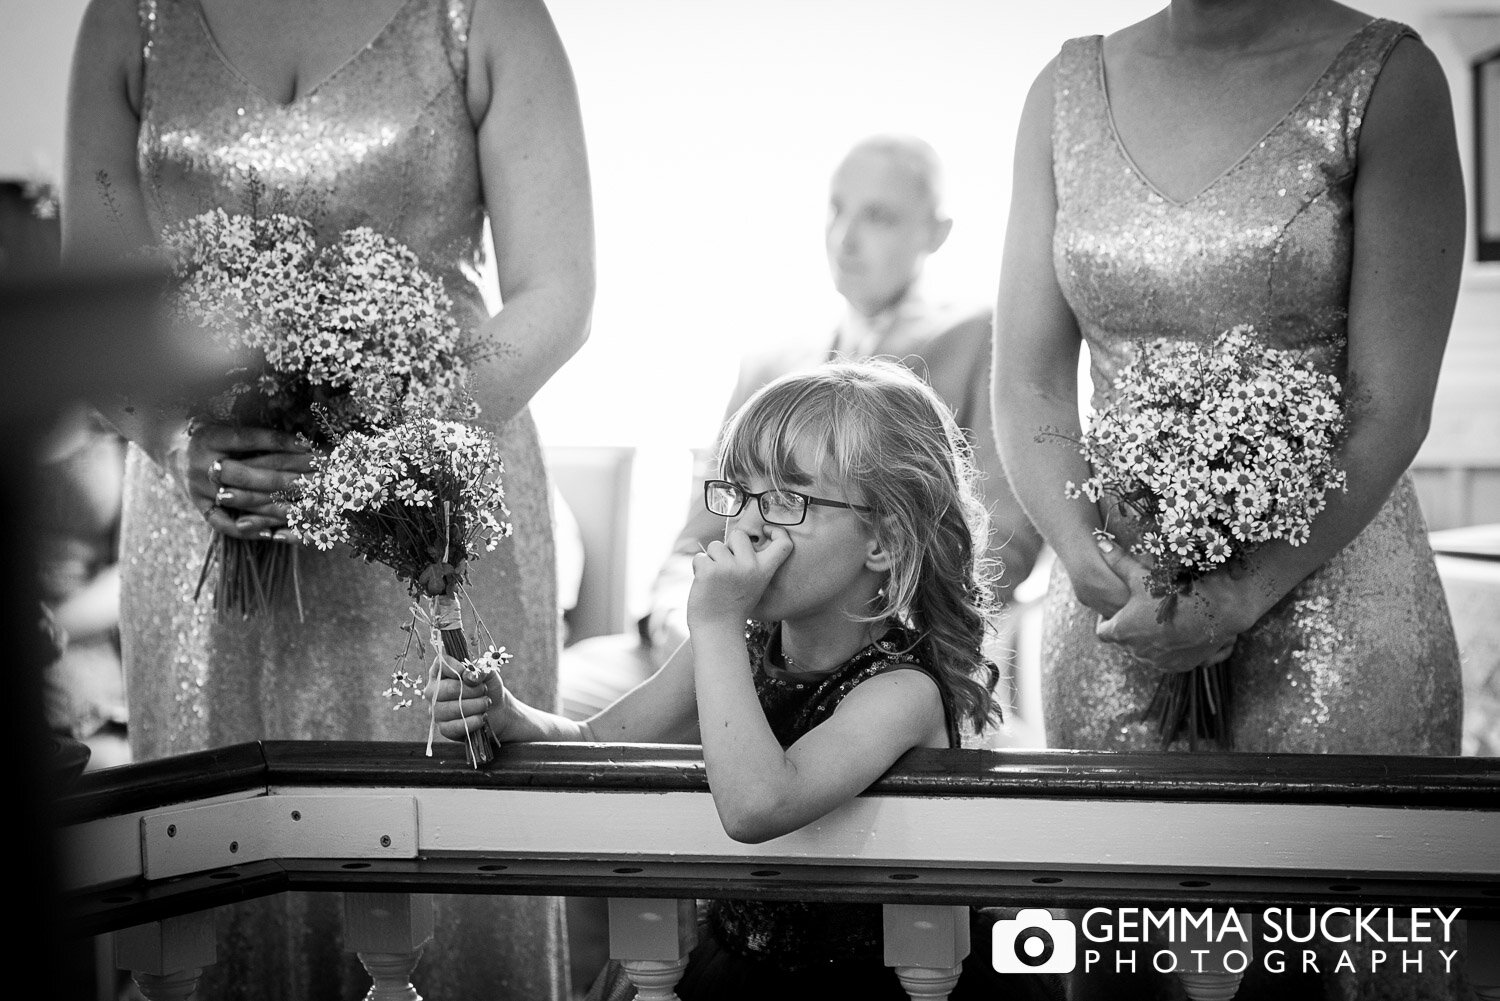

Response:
(114, 911), (217, 1001)
(1168, 909), (1250, 1001)
(882, 903), (969, 1000)
(1470, 919), (1500, 1001)
(607, 897), (697, 1001)
(1176, 971), (1244, 1001)
(344, 891), (435, 1001)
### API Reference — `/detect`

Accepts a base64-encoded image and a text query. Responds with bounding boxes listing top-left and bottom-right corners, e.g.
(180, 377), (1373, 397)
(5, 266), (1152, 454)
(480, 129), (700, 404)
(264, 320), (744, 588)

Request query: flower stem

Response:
(432, 594), (496, 768)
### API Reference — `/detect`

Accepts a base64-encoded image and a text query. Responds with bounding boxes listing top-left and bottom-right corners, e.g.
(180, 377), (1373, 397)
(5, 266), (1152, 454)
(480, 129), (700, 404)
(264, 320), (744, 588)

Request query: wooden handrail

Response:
(59, 739), (1500, 813)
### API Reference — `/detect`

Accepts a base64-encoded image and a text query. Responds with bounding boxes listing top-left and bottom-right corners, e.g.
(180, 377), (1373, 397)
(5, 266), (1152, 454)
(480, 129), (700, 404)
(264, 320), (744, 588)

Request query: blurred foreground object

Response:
(0, 259), (232, 987)
(0, 262), (230, 426)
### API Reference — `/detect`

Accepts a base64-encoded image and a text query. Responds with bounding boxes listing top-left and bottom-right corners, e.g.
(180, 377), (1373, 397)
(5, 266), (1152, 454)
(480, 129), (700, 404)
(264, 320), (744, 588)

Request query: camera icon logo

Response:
(992, 909), (1077, 973)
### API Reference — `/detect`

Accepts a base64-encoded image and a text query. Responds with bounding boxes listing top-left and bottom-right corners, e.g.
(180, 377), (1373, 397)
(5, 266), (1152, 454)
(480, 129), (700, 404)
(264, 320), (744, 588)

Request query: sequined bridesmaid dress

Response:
(1045, 17), (1461, 756)
(123, 1), (567, 998)
(1044, 19), (1465, 998)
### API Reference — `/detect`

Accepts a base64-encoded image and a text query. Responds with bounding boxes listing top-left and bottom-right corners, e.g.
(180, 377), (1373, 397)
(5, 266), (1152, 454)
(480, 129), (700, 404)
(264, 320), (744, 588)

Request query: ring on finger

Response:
(209, 459), (224, 486)
(215, 487), (234, 504)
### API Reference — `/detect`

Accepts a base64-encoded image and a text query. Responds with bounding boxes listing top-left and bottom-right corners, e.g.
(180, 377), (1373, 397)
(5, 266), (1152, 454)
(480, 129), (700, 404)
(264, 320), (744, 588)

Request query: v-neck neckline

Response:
(1095, 18), (1380, 208)
(191, 0), (418, 109)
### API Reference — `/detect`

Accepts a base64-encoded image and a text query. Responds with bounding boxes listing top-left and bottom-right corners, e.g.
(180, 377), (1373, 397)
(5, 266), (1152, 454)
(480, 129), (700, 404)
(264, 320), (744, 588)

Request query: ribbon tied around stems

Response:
(414, 594), (501, 763)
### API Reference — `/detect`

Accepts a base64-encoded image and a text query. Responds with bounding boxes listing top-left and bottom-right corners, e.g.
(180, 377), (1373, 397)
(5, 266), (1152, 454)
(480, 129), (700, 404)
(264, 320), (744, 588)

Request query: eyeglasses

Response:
(704, 479), (872, 527)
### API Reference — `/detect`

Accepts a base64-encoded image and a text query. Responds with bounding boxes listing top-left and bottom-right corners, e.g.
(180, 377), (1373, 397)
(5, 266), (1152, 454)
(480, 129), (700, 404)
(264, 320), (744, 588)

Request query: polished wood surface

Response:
(61, 739), (1500, 807)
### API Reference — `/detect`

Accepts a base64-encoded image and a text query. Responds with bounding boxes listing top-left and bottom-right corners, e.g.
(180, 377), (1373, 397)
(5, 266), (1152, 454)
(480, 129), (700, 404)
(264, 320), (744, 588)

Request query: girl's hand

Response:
(1093, 537), (1245, 673)
(428, 656), (508, 744)
(687, 526), (794, 627)
(168, 423), (313, 541)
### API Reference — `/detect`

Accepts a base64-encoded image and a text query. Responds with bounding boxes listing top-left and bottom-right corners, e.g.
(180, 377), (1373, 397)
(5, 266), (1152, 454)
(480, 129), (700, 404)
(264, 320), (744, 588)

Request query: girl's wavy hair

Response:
(717, 357), (1000, 733)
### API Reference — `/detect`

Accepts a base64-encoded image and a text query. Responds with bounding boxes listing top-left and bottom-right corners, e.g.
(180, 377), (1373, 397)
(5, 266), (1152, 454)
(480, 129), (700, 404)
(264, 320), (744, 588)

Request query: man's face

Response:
(825, 150), (945, 317)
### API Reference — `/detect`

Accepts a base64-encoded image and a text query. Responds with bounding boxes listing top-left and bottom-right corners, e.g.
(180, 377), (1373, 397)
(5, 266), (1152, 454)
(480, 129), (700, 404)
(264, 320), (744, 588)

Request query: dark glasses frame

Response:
(704, 478), (873, 526)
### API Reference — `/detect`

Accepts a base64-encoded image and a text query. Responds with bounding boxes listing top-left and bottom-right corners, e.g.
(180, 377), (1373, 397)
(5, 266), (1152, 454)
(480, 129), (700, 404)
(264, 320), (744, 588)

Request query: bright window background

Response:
(534, 0), (1158, 450)
(534, 0), (1160, 611)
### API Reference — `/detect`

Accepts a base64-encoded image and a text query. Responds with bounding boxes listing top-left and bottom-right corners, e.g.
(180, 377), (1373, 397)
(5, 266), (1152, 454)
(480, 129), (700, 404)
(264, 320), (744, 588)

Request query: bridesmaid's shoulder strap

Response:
(1332, 18), (1421, 163)
(441, 0), (480, 86)
(1356, 17), (1420, 61)
(137, 0), (159, 65)
(135, 0), (172, 115)
(1052, 35), (1103, 116)
(1055, 35), (1101, 73)
(1051, 36), (1106, 182)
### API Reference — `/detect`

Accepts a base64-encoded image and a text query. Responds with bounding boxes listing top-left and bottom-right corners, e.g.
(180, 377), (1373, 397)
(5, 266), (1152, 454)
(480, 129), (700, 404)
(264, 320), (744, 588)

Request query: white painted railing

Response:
(56, 741), (1500, 1000)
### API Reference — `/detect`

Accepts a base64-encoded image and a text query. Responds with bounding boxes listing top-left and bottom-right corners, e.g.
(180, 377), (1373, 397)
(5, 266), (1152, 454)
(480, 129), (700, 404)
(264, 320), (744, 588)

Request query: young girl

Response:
(433, 359), (1059, 1000)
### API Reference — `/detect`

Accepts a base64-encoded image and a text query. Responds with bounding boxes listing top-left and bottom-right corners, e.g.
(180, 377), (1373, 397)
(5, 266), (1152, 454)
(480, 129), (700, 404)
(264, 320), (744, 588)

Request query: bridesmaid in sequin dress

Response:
(62, 0), (593, 998)
(993, 1), (1465, 997)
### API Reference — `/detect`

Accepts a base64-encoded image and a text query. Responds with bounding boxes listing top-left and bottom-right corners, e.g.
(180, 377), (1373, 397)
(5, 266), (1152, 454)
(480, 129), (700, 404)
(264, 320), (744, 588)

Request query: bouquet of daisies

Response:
(1065, 326), (1348, 749)
(157, 204), (475, 619)
(285, 415), (512, 767)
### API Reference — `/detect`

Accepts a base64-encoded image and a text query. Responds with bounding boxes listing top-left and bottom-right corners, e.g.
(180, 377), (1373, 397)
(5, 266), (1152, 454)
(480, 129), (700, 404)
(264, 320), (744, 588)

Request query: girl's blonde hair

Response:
(717, 357), (1000, 733)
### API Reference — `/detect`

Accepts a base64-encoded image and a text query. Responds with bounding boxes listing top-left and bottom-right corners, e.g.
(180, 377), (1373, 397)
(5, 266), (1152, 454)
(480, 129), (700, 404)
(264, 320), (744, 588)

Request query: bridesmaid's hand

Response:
(1092, 537), (1246, 673)
(167, 423), (313, 541)
(1067, 542), (1132, 619)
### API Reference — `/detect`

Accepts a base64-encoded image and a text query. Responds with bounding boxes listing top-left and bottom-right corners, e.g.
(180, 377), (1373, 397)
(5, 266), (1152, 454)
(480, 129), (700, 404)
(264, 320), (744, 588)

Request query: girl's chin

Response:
(749, 589), (794, 624)
(748, 599), (779, 623)
(749, 574), (790, 622)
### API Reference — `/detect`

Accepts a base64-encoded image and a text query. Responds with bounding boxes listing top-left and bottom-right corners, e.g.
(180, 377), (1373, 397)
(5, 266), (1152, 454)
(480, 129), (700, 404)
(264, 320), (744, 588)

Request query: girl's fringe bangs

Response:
(720, 383), (843, 484)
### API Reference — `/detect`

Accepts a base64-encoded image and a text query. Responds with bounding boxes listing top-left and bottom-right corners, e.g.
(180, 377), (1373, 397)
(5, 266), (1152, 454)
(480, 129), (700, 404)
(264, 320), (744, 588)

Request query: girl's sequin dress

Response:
(1044, 19), (1465, 999)
(123, 1), (565, 997)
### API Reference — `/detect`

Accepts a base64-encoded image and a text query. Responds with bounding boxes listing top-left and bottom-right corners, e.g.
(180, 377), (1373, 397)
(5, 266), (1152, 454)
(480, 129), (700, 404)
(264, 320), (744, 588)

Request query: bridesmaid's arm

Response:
(992, 60), (1129, 619)
(1098, 36), (1466, 659)
(62, 0), (174, 462)
(465, 0), (596, 425)
(63, 0), (148, 266)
